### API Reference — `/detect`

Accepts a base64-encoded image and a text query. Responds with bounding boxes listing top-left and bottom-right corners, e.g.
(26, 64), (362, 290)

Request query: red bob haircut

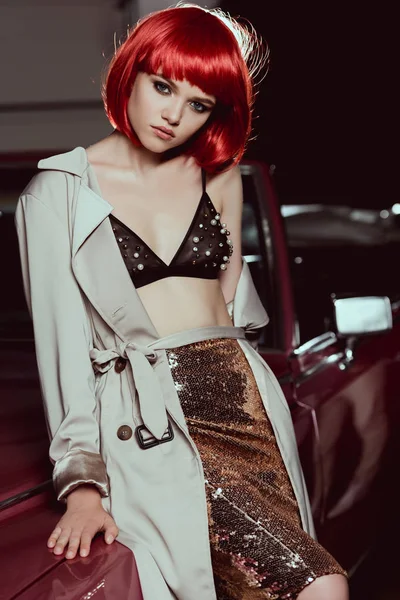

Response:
(102, 4), (267, 173)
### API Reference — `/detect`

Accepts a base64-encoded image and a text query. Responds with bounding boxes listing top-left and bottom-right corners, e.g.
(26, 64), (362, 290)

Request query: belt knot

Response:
(89, 341), (168, 440)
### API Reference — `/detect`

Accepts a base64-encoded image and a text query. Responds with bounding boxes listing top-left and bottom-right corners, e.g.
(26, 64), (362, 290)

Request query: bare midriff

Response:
(137, 276), (233, 338)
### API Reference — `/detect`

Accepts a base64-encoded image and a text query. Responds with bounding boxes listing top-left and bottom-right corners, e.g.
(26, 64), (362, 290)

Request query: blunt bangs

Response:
(102, 5), (267, 173)
(137, 10), (249, 107)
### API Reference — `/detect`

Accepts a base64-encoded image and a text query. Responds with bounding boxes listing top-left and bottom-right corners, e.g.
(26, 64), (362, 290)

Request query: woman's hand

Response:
(47, 484), (119, 559)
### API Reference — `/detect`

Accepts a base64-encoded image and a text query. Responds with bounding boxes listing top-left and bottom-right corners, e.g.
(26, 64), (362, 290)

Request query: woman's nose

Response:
(162, 99), (184, 126)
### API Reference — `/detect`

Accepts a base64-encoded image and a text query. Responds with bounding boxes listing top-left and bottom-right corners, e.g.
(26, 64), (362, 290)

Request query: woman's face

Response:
(127, 71), (216, 153)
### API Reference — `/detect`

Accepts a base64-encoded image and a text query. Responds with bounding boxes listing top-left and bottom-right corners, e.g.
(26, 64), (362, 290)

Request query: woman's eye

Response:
(154, 81), (171, 95)
(191, 101), (207, 113)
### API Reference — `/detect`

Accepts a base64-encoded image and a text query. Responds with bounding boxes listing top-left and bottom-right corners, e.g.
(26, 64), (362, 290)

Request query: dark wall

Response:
(221, 2), (391, 209)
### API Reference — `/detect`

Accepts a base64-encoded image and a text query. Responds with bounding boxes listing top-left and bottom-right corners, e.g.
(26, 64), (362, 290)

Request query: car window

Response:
(283, 207), (400, 344)
(0, 165), (53, 507)
(0, 166), (36, 340)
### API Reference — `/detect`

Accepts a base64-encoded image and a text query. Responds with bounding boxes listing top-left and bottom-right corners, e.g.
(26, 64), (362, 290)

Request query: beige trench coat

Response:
(14, 147), (316, 600)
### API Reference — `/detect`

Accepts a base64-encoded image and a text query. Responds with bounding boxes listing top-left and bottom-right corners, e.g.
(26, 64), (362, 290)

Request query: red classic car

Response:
(1, 154), (399, 599)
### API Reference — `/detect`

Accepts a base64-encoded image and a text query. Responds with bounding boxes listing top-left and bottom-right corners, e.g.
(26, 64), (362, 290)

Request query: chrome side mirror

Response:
(333, 296), (393, 337)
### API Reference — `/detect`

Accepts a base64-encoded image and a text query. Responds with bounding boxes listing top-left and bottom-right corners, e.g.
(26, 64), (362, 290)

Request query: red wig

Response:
(102, 4), (267, 173)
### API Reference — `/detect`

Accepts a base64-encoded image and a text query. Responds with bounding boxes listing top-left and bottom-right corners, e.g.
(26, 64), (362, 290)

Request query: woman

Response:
(15, 4), (348, 599)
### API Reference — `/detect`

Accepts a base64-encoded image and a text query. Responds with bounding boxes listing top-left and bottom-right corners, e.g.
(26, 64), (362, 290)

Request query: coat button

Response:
(117, 425), (133, 440)
(115, 357), (127, 373)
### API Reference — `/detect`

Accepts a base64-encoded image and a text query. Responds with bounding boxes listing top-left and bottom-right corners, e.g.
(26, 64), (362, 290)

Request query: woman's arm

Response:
(216, 165), (269, 349)
(217, 164), (244, 306)
(15, 192), (109, 503)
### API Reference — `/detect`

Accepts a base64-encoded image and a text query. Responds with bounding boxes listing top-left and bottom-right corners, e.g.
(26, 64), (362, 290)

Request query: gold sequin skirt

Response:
(166, 338), (347, 600)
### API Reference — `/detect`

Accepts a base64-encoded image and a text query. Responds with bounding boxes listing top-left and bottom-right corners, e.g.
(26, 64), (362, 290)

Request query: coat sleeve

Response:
(231, 257), (270, 351)
(14, 192), (109, 503)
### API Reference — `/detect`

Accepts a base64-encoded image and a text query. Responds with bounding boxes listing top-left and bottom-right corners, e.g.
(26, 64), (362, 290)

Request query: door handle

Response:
(337, 337), (356, 371)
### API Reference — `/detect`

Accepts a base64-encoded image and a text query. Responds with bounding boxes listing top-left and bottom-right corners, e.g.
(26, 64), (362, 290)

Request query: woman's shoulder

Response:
(22, 169), (67, 199)
(208, 163), (241, 188)
(19, 147), (86, 211)
(207, 164), (242, 208)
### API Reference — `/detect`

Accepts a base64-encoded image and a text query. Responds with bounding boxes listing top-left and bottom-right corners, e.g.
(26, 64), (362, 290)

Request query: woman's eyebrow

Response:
(191, 96), (216, 107)
(156, 74), (178, 91)
(156, 73), (215, 106)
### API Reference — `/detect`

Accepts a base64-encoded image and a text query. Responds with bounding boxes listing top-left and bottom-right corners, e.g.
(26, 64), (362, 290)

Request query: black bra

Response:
(109, 169), (234, 289)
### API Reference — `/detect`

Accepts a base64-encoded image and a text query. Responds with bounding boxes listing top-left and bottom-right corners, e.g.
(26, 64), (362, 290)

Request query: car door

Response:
(285, 218), (400, 571)
(240, 161), (328, 543)
(240, 161), (400, 574)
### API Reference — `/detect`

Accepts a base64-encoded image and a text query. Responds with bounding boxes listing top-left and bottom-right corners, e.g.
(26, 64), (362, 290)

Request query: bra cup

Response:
(173, 215), (231, 272)
(109, 193), (232, 289)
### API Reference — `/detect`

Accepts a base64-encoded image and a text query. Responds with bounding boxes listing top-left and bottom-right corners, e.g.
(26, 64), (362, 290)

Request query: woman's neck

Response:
(106, 130), (168, 176)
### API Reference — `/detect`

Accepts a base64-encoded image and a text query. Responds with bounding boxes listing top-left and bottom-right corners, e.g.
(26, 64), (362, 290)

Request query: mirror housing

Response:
(333, 296), (393, 337)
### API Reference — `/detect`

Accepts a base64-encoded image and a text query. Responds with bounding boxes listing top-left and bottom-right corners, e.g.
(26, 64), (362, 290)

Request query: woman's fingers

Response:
(47, 525), (62, 548)
(51, 528), (95, 559)
(52, 527), (72, 555)
(65, 533), (83, 559)
(47, 509), (119, 559)
(77, 530), (94, 557)
(103, 517), (119, 544)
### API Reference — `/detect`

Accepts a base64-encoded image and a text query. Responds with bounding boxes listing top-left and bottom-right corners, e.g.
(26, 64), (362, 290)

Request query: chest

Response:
(95, 169), (224, 267)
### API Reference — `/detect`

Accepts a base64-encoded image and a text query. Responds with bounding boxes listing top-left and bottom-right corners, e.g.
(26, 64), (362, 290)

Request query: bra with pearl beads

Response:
(109, 169), (233, 289)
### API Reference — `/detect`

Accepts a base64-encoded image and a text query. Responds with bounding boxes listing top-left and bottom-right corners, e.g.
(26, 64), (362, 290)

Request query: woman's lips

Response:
(151, 126), (174, 140)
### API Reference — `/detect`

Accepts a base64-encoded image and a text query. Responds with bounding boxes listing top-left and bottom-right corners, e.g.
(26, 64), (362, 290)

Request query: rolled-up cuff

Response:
(52, 448), (110, 503)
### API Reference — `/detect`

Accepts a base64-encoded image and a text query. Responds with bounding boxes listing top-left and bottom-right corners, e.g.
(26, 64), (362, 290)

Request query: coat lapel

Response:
(72, 184), (159, 345)
(37, 147), (159, 345)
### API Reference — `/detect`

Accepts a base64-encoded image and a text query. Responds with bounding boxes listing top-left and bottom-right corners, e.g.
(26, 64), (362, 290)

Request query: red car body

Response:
(1, 155), (398, 598)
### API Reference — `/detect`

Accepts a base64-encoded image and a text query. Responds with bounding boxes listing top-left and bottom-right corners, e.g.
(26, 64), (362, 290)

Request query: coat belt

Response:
(89, 341), (168, 439)
(89, 326), (248, 441)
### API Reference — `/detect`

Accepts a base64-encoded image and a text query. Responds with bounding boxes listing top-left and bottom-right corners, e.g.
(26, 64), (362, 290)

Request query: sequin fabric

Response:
(166, 338), (347, 599)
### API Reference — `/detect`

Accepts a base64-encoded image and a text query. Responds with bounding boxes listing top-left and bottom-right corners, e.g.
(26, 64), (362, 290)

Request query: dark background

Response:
(221, 2), (393, 210)
(0, 4), (397, 598)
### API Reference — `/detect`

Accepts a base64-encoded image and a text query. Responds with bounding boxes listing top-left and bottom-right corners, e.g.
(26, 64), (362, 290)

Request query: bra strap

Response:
(201, 168), (207, 193)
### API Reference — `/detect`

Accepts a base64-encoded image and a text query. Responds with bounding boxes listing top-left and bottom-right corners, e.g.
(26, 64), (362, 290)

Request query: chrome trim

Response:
(292, 332), (337, 357)
(347, 546), (374, 579)
(295, 352), (345, 385)
(243, 254), (263, 263)
(239, 164), (253, 176)
(0, 480), (52, 512)
(281, 204), (327, 217)
(0, 206), (18, 215)
(391, 299), (400, 312)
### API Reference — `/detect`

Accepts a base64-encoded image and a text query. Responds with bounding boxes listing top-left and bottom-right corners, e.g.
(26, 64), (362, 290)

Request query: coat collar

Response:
(38, 146), (89, 178)
(38, 147), (112, 256)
